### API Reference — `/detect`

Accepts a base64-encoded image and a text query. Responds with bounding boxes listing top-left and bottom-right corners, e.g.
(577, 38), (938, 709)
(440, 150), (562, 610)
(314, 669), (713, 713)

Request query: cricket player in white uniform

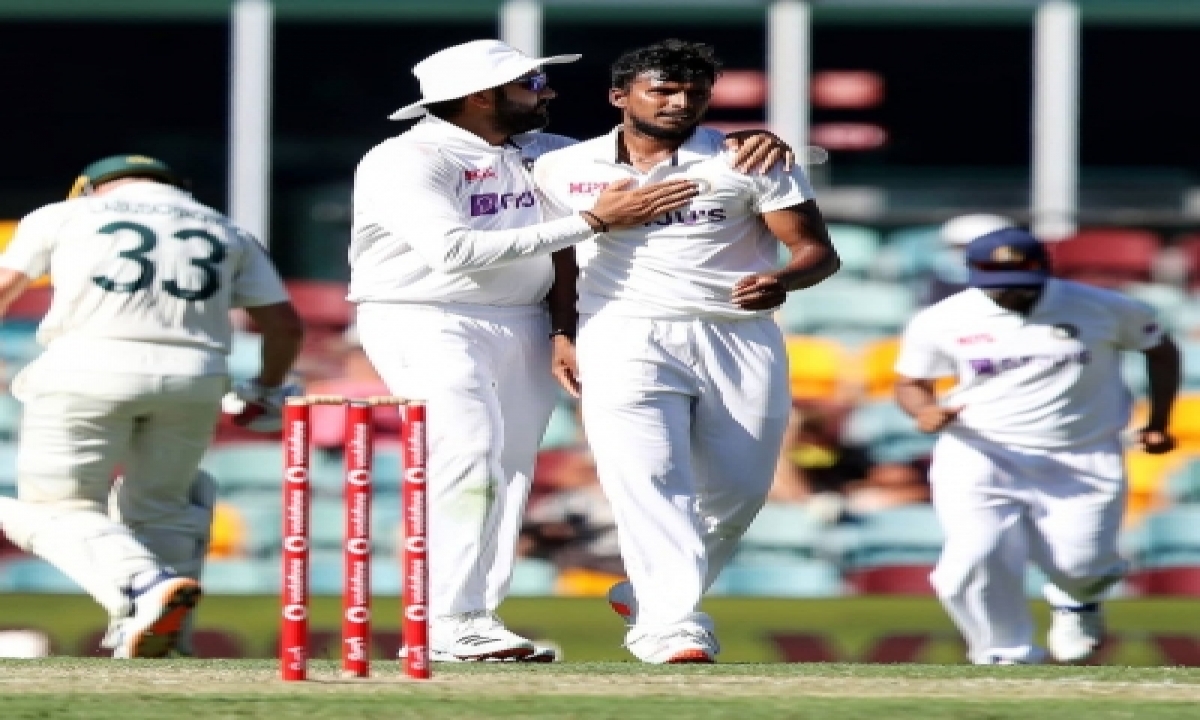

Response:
(534, 39), (840, 663)
(894, 228), (1180, 665)
(352, 40), (791, 663)
(0, 155), (303, 658)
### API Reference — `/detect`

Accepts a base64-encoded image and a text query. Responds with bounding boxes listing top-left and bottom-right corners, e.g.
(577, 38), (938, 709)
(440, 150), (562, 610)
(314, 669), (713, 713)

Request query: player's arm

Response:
(0, 205), (59, 315)
(894, 315), (962, 433)
(895, 375), (962, 433)
(244, 301), (304, 387)
(547, 248), (581, 397)
(731, 200), (840, 310)
(362, 148), (696, 275)
(1139, 335), (1181, 454)
(0, 268), (31, 316)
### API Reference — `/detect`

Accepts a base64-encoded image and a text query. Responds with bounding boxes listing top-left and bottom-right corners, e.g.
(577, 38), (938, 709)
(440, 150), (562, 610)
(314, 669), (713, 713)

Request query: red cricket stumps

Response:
(401, 401), (431, 680)
(342, 401), (373, 678)
(280, 398), (312, 681)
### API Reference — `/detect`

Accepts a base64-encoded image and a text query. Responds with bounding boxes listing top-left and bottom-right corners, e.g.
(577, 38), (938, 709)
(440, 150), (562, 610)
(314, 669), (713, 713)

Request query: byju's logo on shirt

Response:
(645, 208), (727, 227)
(470, 191), (536, 216)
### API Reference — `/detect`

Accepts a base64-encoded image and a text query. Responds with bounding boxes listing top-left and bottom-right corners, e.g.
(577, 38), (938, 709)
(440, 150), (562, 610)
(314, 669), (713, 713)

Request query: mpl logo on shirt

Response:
(469, 191), (536, 216)
(568, 182), (610, 195)
(464, 167), (498, 183)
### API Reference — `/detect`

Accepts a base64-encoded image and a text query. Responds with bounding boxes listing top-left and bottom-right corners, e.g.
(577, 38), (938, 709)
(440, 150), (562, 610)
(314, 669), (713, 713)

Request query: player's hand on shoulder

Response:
(915, 405), (963, 434)
(731, 273), (787, 311)
(1137, 427), (1176, 455)
(723, 129), (794, 175)
(586, 177), (698, 231)
(221, 380), (303, 433)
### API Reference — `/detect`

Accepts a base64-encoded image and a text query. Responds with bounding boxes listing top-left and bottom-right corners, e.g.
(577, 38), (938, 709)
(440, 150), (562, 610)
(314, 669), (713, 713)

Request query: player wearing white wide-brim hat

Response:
(387, 39), (581, 120)
(894, 228), (1181, 665)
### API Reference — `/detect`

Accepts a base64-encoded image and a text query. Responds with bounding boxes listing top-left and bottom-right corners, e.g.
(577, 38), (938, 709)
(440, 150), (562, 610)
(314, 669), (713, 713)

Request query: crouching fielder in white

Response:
(0, 155), (302, 658)
(894, 228), (1180, 665)
(535, 39), (840, 663)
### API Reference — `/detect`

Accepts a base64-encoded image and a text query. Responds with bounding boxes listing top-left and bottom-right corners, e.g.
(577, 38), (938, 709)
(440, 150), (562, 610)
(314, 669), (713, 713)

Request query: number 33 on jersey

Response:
(0, 182), (287, 360)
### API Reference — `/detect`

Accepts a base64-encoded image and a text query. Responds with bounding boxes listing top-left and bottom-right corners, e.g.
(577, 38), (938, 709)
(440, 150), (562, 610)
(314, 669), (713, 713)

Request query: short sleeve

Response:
(0, 203), (67, 279)
(230, 229), (289, 308)
(895, 313), (956, 378)
(753, 163), (817, 215)
(1112, 295), (1164, 351)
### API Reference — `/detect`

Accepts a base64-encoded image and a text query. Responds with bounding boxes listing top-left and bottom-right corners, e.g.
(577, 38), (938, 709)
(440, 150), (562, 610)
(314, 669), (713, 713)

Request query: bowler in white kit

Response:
(534, 39), (840, 663)
(894, 228), (1180, 664)
(0, 155), (302, 658)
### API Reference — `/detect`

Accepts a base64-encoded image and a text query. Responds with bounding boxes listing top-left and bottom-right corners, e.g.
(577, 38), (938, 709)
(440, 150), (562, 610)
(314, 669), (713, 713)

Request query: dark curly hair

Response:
(610, 39), (724, 90)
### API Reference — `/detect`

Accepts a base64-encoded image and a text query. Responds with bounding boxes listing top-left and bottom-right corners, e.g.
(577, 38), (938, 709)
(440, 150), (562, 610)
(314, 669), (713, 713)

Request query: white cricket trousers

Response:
(928, 434), (1128, 664)
(3, 366), (225, 618)
(356, 302), (556, 619)
(576, 313), (791, 635)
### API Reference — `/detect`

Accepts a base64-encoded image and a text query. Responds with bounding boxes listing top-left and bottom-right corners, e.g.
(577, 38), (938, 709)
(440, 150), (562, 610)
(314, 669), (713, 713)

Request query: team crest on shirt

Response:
(991, 245), (1025, 262)
(1051, 323), (1079, 339)
(522, 157), (536, 171)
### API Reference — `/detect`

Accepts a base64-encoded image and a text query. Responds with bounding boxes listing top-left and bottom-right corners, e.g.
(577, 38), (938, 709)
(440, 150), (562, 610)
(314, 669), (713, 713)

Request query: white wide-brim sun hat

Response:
(389, 39), (582, 121)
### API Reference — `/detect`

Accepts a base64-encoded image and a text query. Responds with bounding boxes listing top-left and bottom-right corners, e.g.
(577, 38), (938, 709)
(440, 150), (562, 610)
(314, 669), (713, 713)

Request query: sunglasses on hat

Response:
(511, 72), (549, 93)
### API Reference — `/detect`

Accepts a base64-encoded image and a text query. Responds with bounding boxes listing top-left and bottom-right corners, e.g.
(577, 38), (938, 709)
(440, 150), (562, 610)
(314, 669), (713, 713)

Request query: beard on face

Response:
(493, 87), (550, 136)
(983, 286), (1043, 313)
(628, 111), (700, 141)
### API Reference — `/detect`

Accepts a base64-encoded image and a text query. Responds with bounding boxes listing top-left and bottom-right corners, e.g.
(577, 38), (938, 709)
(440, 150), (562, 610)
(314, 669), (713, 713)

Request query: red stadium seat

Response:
(1046, 229), (1161, 288)
(844, 565), (936, 595)
(1126, 567), (1200, 597)
(6, 286), (52, 321)
(283, 280), (353, 329)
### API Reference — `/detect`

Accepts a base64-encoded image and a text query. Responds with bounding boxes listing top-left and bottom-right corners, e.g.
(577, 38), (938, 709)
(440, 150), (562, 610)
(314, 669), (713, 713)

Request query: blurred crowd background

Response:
(2, 0), (1200, 604)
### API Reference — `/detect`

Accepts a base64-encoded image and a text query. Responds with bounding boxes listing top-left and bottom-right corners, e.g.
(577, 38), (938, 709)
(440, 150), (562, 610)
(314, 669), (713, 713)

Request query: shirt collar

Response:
(602, 124), (718, 168)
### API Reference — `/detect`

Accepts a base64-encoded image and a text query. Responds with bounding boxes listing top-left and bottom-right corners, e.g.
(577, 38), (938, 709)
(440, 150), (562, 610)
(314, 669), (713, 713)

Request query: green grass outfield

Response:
(3, 594), (1200, 665)
(3, 659), (1200, 719)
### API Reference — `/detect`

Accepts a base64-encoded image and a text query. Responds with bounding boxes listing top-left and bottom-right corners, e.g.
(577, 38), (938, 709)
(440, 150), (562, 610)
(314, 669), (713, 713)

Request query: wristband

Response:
(549, 328), (575, 341)
(580, 210), (610, 233)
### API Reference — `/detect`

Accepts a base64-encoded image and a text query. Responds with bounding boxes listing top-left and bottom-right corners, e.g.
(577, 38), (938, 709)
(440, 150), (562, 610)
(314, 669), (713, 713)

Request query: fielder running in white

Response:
(352, 40), (791, 663)
(535, 39), (840, 663)
(894, 228), (1180, 665)
(0, 155), (303, 658)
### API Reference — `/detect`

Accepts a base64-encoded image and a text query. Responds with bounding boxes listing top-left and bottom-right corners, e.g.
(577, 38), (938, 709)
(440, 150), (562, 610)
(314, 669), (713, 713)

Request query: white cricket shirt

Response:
(349, 116), (593, 306)
(0, 183), (288, 375)
(533, 126), (816, 320)
(895, 280), (1164, 449)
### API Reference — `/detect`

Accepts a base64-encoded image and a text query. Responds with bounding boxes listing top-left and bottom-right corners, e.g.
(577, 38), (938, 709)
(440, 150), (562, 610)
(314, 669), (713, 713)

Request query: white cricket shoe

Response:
(399, 643), (558, 663)
(1048, 603), (1104, 663)
(110, 572), (202, 659)
(427, 611), (536, 661)
(607, 580), (637, 626)
(626, 627), (719, 664)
